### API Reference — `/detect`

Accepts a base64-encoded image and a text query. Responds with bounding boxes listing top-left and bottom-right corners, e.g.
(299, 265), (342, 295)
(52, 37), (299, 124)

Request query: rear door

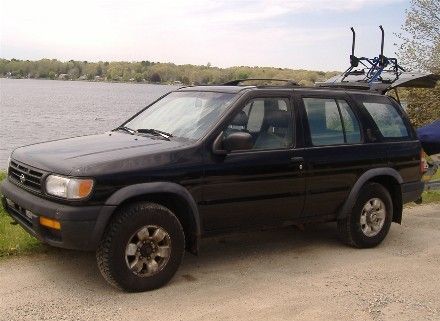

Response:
(295, 90), (388, 218)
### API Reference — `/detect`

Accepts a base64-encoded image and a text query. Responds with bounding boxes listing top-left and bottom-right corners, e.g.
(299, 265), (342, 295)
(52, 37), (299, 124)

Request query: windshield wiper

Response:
(114, 126), (136, 135)
(136, 128), (173, 140)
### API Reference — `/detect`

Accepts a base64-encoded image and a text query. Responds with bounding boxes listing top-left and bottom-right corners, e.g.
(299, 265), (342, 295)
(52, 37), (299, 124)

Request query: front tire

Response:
(96, 202), (185, 292)
(337, 182), (393, 248)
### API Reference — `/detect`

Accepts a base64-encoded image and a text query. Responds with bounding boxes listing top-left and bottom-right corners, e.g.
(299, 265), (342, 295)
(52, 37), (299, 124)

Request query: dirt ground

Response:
(0, 204), (439, 321)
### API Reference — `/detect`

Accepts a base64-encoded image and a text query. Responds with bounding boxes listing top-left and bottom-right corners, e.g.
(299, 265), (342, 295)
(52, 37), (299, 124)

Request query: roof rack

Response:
(317, 26), (410, 93)
(343, 26), (405, 85)
(223, 78), (299, 87)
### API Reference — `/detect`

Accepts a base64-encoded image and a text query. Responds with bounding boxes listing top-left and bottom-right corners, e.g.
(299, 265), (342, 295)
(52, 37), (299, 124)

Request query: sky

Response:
(0, 0), (410, 71)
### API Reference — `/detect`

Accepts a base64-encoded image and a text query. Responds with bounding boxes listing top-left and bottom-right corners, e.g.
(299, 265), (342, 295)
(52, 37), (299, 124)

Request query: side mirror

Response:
(212, 131), (253, 155)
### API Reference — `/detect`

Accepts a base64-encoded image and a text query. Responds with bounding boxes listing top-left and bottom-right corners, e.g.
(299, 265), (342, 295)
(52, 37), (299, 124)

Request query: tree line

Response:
(0, 58), (338, 87)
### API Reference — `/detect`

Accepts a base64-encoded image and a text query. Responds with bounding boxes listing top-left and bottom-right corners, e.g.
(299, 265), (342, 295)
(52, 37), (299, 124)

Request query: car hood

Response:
(11, 132), (191, 176)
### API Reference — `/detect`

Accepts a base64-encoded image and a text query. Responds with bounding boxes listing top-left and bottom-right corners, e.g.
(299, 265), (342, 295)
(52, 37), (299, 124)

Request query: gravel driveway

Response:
(0, 204), (439, 321)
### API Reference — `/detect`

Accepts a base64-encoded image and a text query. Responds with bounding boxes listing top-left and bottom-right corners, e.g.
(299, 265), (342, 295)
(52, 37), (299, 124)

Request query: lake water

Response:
(0, 78), (178, 169)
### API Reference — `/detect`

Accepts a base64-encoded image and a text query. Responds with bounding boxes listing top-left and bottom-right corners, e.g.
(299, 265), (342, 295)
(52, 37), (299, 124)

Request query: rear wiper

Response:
(136, 128), (173, 140)
(114, 126), (136, 135)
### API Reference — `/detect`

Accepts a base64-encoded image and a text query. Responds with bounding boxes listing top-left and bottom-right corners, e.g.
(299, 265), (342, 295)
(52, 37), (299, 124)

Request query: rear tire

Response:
(96, 202), (185, 292)
(337, 182), (393, 248)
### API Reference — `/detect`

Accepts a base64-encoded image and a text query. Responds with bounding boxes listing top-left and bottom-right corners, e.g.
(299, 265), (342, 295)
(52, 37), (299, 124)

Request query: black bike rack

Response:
(340, 26), (405, 86)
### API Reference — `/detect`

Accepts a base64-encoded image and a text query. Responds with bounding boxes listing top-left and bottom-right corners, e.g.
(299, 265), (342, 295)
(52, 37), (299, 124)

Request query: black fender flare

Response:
(337, 168), (403, 219)
(103, 182), (201, 241)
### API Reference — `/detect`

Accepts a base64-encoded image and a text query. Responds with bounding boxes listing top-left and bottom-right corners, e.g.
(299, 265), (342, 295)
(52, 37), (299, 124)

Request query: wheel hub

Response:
(360, 198), (386, 237)
(140, 242), (155, 257)
(124, 225), (172, 277)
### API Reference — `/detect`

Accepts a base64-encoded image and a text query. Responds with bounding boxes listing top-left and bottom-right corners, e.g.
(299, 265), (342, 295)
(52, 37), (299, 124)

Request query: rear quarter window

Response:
(362, 101), (409, 139)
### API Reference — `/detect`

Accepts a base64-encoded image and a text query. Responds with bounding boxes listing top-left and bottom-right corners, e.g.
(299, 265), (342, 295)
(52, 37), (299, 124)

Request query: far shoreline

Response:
(0, 76), (179, 86)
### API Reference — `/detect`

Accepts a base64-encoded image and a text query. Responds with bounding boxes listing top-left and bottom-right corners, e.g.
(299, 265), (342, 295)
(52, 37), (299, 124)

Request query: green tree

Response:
(96, 64), (103, 76)
(149, 72), (161, 83)
(134, 73), (144, 82)
(397, 0), (440, 73)
(397, 0), (440, 127)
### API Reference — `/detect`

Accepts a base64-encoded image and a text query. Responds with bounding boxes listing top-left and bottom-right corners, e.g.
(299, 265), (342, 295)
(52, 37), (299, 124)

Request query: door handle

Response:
(290, 157), (304, 163)
(290, 157), (304, 170)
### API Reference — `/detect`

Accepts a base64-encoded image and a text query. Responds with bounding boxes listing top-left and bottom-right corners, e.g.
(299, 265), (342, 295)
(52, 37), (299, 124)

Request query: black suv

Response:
(1, 81), (424, 292)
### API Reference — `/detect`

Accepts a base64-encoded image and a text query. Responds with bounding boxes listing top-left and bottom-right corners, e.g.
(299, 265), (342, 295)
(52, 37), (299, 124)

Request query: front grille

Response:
(8, 160), (44, 193)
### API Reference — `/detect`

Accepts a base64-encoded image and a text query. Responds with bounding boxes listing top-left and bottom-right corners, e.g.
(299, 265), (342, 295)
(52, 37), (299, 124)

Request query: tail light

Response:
(420, 150), (428, 174)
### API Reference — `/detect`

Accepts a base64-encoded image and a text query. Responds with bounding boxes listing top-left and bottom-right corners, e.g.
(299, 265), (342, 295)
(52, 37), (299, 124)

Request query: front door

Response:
(200, 94), (306, 233)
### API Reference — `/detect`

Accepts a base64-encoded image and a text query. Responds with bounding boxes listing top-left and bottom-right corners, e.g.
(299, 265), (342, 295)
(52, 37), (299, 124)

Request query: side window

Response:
(303, 98), (361, 146)
(338, 100), (361, 144)
(246, 100), (265, 133)
(225, 98), (293, 150)
(362, 102), (409, 138)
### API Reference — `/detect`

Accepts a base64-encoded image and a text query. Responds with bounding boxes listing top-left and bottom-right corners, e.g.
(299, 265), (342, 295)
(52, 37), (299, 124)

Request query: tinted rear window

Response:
(362, 102), (409, 138)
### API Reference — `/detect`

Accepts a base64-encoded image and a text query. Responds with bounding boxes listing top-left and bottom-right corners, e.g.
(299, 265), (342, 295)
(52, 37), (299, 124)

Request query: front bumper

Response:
(1, 179), (115, 251)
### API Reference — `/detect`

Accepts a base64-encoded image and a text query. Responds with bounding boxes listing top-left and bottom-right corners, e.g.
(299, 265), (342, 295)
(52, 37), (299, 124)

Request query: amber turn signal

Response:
(39, 216), (61, 230)
(78, 179), (94, 198)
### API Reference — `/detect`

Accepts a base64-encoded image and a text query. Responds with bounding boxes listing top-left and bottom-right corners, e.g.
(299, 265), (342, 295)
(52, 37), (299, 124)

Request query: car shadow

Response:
(29, 220), (409, 296)
(36, 222), (344, 291)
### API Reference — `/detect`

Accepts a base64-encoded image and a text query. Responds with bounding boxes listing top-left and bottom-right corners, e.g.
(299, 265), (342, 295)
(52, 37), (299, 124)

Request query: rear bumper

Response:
(401, 181), (424, 204)
(0, 179), (115, 251)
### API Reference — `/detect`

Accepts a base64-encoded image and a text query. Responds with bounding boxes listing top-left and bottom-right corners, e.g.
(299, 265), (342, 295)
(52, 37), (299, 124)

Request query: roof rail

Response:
(315, 82), (371, 90)
(223, 78), (299, 87)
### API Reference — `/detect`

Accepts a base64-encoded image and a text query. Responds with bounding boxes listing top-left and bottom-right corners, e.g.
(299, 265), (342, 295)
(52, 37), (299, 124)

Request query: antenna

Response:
(379, 25), (385, 67)
(350, 27), (359, 67)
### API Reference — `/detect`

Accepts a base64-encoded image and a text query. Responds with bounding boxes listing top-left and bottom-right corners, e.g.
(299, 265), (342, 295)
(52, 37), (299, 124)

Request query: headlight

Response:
(45, 175), (94, 199)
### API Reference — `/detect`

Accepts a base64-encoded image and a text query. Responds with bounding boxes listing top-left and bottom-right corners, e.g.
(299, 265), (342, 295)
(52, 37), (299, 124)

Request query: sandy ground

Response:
(0, 204), (439, 321)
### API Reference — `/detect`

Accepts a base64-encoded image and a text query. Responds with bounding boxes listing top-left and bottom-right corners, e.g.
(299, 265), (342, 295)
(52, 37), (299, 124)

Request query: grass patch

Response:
(0, 171), (45, 258)
(431, 168), (440, 181)
(0, 213), (43, 258)
(421, 190), (440, 204)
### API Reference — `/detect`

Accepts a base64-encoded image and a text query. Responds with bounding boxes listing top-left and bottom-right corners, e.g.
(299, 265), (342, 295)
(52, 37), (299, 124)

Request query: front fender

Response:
(104, 182), (201, 238)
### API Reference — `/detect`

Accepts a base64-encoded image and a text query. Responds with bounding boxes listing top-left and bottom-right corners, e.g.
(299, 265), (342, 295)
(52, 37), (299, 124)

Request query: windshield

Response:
(124, 91), (236, 140)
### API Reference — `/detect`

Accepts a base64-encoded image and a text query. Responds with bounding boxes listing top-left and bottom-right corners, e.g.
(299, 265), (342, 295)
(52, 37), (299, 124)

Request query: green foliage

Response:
(134, 73), (144, 82)
(0, 58), (339, 86)
(396, 0), (440, 127)
(421, 190), (440, 204)
(149, 72), (162, 83)
(433, 169), (440, 181)
(0, 213), (43, 258)
(397, 0), (440, 74)
(403, 85), (440, 127)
